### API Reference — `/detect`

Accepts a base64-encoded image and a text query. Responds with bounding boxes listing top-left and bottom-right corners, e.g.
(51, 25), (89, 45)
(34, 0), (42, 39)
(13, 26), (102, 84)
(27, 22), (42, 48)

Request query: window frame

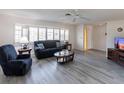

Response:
(38, 27), (47, 40)
(29, 27), (38, 42)
(15, 25), (22, 43)
(65, 29), (69, 41)
(60, 29), (65, 41)
(47, 28), (54, 40)
(14, 25), (70, 43)
(53, 28), (60, 40)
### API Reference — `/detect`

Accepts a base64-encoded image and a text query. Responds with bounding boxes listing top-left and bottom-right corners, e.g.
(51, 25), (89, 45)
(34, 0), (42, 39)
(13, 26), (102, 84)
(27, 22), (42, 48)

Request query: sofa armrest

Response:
(34, 46), (45, 52)
(59, 44), (66, 49)
(34, 46), (41, 50)
(17, 54), (30, 59)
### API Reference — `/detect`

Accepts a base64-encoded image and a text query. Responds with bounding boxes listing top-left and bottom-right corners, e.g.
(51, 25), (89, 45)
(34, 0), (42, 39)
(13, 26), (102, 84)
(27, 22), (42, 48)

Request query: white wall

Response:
(92, 24), (107, 51)
(92, 20), (124, 52)
(0, 14), (76, 49)
(106, 20), (124, 49)
(75, 24), (93, 51)
(75, 24), (84, 51)
(87, 25), (93, 49)
(75, 20), (124, 52)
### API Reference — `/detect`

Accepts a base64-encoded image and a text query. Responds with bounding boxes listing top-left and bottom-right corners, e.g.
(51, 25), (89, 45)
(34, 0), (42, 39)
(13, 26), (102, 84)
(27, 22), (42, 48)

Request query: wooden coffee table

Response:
(54, 50), (74, 63)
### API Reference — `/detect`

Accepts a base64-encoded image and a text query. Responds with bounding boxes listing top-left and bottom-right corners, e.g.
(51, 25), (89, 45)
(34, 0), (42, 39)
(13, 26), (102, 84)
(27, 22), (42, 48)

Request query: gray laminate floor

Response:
(0, 50), (124, 84)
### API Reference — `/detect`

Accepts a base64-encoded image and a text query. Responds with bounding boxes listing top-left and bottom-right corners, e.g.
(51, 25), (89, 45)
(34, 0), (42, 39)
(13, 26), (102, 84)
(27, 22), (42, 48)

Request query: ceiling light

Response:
(65, 13), (71, 16)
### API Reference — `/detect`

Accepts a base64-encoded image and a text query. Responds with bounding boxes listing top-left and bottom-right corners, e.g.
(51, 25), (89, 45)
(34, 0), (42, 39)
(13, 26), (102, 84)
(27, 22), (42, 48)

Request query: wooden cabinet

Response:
(108, 48), (118, 61)
(108, 48), (124, 66)
(117, 51), (124, 66)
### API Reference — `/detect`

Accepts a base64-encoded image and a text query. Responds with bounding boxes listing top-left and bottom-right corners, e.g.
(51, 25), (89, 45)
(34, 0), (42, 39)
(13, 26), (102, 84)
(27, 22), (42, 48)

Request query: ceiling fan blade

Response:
(72, 18), (76, 22)
(79, 16), (90, 21)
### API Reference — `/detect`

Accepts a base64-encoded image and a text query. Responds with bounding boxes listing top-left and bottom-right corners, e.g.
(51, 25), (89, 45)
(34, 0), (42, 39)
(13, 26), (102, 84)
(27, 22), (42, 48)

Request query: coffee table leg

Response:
(57, 57), (59, 62)
(72, 54), (74, 61)
(63, 57), (65, 62)
(57, 57), (64, 63)
(64, 57), (67, 63)
(19, 51), (22, 55)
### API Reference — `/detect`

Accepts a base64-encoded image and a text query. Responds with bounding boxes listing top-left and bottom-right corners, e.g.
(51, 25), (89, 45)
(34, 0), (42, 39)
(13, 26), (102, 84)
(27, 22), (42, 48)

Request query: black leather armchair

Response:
(0, 44), (32, 76)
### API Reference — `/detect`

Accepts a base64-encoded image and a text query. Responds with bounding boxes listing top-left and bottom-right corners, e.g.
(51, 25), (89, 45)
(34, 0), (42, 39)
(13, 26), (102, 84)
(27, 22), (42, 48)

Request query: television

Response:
(114, 37), (124, 50)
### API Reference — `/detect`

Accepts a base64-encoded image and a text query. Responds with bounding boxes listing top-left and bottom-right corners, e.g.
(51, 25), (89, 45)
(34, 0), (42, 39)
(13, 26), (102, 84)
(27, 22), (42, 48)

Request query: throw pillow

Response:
(60, 41), (65, 46)
(37, 43), (45, 49)
(56, 42), (61, 48)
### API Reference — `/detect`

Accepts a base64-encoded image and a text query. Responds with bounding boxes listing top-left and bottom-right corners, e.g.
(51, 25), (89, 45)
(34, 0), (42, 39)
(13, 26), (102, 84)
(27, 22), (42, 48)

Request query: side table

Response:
(18, 48), (32, 55)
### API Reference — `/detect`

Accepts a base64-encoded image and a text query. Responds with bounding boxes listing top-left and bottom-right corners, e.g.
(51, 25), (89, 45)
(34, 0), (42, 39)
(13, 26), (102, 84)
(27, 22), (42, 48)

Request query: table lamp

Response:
(20, 37), (29, 49)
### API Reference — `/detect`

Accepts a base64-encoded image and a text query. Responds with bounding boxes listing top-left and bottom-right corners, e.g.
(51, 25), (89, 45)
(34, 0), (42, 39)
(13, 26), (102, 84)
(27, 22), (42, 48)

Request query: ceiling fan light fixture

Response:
(65, 13), (71, 16)
(63, 10), (90, 23)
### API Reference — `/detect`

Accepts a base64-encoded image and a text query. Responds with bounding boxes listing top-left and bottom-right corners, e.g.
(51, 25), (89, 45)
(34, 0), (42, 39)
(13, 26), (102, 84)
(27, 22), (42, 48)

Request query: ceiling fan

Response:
(64, 9), (90, 22)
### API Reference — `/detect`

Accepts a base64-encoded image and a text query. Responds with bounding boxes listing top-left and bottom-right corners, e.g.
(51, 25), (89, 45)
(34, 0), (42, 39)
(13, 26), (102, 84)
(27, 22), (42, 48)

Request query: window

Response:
(65, 29), (69, 41)
(54, 29), (59, 40)
(22, 28), (28, 38)
(15, 26), (22, 43)
(60, 29), (64, 41)
(14, 25), (69, 43)
(47, 28), (53, 40)
(29, 27), (38, 42)
(39, 28), (46, 40)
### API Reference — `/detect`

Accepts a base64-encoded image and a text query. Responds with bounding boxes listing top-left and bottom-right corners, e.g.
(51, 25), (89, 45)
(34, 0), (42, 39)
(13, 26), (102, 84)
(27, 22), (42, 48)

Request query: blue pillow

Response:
(37, 43), (45, 49)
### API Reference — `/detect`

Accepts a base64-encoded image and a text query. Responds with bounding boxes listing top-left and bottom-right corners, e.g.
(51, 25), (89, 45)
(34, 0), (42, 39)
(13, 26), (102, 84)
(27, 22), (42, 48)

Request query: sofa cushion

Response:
(43, 41), (57, 48)
(37, 43), (45, 49)
(46, 48), (60, 52)
(39, 48), (61, 56)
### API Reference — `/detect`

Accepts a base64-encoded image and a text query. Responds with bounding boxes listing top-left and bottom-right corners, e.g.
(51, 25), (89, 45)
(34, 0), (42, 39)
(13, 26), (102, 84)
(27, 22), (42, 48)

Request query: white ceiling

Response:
(0, 9), (124, 24)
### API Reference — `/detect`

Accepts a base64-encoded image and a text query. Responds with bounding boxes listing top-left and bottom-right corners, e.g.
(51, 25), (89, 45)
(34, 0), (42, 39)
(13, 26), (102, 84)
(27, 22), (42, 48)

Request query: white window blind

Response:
(15, 25), (69, 43)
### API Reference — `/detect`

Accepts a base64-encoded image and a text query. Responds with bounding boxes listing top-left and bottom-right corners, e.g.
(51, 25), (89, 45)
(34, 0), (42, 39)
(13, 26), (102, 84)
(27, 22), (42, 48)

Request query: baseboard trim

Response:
(89, 49), (106, 52)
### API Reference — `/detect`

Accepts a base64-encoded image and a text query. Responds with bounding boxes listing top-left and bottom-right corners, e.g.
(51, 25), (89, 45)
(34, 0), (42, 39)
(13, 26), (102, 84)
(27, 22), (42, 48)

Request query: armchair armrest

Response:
(17, 54), (30, 59)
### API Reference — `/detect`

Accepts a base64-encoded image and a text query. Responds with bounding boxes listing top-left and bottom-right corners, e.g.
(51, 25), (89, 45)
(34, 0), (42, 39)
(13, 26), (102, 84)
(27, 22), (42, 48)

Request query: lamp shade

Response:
(20, 37), (28, 44)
